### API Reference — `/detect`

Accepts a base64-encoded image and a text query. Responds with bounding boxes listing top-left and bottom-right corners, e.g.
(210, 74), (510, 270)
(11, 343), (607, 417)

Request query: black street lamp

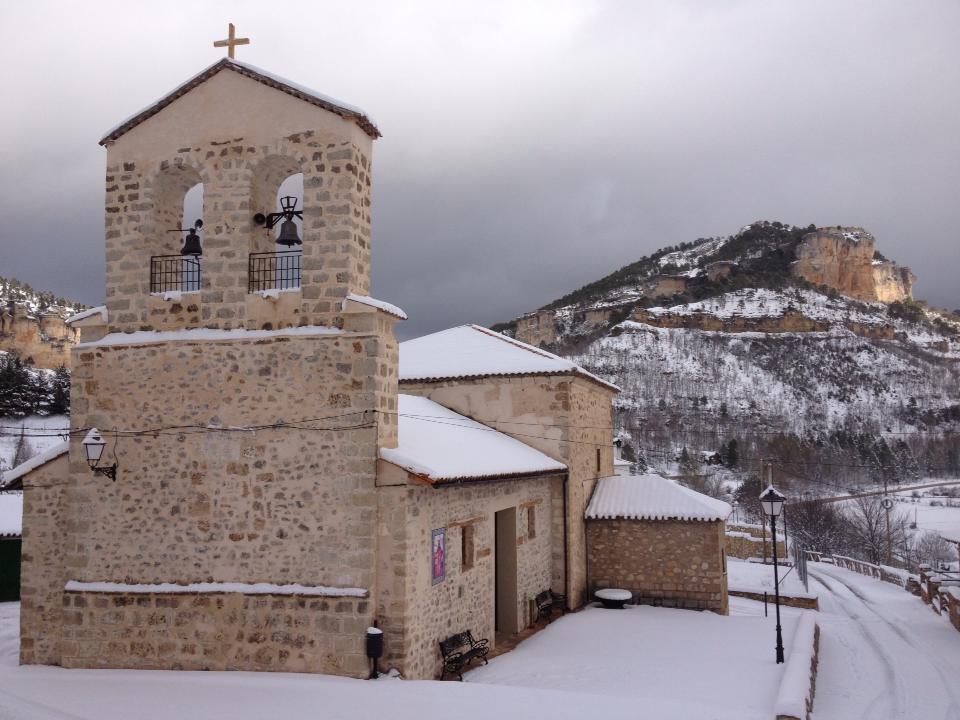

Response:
(759, 484), (786, 664)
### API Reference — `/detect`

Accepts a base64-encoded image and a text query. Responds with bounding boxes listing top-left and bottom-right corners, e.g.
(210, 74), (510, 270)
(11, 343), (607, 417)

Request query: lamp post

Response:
(759, 484), (786, 664)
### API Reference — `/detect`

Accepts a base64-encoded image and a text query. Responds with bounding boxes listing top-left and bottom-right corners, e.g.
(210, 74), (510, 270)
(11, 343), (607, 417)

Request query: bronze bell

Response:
(276, 218), (302, 246)
(180, 227), (203, 256)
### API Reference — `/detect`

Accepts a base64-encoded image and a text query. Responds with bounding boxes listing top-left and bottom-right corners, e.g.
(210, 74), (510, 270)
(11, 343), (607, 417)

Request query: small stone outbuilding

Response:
(585, 474), (730, 614)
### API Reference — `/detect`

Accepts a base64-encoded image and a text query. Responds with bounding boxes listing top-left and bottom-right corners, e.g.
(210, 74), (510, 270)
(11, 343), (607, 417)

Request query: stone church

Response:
(15, 57), (729, 680)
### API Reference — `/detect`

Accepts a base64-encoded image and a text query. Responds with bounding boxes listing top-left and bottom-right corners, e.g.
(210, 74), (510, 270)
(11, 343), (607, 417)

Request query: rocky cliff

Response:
(0, 278), (83, 368)
(792, 226), (914, 302)
(493, 220), (960, 485)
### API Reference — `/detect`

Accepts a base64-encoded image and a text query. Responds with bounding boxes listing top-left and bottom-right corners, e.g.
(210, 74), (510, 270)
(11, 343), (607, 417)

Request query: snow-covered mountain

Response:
(494, 221), (960, 486)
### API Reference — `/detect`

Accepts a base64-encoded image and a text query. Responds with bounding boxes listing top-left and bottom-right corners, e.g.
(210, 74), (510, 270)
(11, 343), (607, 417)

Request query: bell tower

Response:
(28, 60), (403, 676)
(99, 58), (381, 334)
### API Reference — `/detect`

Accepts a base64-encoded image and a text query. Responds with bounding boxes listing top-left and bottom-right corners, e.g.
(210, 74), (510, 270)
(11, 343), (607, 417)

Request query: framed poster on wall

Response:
(431, 527), (446, 585)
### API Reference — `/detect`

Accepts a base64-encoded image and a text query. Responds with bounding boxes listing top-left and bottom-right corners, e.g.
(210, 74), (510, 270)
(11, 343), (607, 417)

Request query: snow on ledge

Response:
(65, 580), (368, 598)
(78, 325), (343, 348)
(150, 290), (201, 302)
(1, 440), (69, 488)
(343, 294), (408, 320)
(66, 305), (108, 325)
(254, 287), (301, 299)
(774, 613), (819, 720)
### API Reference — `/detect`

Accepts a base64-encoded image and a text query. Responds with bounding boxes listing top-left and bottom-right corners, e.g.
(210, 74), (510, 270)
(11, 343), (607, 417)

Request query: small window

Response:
(527, 506), (536, 539)
(461, 525), (475, 571)
(596, 448), (601, 473)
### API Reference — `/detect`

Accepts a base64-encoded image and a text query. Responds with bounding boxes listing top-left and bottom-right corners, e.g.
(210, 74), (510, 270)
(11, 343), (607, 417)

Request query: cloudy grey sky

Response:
(1, 0), (958, 338)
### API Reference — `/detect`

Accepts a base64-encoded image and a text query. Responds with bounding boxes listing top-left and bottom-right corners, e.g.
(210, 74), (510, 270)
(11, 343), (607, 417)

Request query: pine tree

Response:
(48, 365), (70, 415)
(12, 424), (33, 467)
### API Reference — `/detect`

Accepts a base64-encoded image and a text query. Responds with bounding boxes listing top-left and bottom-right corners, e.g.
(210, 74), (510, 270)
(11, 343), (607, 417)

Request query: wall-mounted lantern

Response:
(82, 428), (117, 481)
(169, 219), (204, 256)
(253, 195), (303, 247)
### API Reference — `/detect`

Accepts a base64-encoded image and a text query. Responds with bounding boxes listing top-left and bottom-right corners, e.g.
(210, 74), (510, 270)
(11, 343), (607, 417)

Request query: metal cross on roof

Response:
(213, 23), (250, 59)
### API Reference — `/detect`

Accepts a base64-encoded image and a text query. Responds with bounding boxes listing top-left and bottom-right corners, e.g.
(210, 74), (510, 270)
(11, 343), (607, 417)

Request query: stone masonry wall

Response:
(19, 453), (69, 665)
(400, 374), (616, 608)
(103, 70), (375, 334)
(59, 590), (370, 676)
(390, 475), (558, 680)
(566, 379), (615, 608)
(586, 518), (728, 614)
(67, 332), (384, 588)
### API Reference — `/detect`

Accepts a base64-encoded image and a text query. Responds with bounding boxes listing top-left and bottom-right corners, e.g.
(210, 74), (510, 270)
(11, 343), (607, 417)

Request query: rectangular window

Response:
(527, 506), (536, 539)
(461, 524), (475, 571)
(596, 448), (601, 473)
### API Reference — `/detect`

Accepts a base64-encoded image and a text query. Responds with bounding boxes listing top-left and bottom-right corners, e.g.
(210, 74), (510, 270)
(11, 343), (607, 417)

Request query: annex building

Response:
(13, 57), (729, 680)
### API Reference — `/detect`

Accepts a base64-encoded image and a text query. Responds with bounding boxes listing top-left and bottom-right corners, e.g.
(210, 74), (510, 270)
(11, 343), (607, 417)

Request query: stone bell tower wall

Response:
(67, 330), (386, 589)
(103, 70), (374, 334)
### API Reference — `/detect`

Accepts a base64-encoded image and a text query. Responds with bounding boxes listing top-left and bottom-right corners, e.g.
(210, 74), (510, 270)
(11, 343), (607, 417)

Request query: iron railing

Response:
(150, 255), (201, 294)
(248, 251), (302, 293)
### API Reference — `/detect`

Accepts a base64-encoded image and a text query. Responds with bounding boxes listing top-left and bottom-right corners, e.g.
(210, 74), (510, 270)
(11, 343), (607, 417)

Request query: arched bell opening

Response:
(249, 155), (303, 293)
(148, 164), (203, 294)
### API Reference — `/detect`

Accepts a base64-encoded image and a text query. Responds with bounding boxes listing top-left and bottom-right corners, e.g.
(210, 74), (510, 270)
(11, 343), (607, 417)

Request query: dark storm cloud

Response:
(1, 1), (957, 339)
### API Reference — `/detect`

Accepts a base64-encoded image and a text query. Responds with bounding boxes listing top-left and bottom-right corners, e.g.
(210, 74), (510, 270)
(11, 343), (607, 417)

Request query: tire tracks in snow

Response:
(812, 565), (960, 720)
(809, 568), (906, 720)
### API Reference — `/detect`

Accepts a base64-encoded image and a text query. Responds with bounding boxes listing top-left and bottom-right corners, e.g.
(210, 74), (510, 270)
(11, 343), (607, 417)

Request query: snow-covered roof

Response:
(99, 58), (380, 145)
(66, 305), (107, 325)
(1, 440), (69, 490)
(343, 294), (407, 320)
(379, 394), (566, 483)
(0, 492), (22, 537)
(585, 473), (731, 522)
(399, 325), (619, 392)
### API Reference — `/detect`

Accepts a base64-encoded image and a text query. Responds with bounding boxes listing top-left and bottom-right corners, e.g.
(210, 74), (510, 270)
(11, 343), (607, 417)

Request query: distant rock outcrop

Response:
(0, 303), (78, 368)
(791, 227), (914, 303)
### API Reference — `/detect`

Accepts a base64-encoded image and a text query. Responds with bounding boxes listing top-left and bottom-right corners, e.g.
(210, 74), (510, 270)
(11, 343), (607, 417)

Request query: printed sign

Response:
(431, 528), (446, 585)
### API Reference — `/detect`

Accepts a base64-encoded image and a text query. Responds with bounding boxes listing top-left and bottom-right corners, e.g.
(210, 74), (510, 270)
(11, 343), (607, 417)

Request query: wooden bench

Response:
(535, 589), (567, 623)
(438, 630), (489, 680)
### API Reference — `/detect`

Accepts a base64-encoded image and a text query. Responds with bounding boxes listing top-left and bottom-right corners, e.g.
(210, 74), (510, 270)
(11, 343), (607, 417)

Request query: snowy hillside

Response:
(494, 220), (960, 485)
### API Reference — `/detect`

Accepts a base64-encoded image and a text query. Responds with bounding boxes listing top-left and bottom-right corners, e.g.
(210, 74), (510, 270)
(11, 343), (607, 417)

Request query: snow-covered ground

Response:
(467, 603), (793, 718)
(727, 558), (817, 599)
(808, 562), (960, 718)
(0, 601), (799, 720)
(0, 414), (69, 475)
(0, 566), (955, 719)
(891, 494), (960, 541)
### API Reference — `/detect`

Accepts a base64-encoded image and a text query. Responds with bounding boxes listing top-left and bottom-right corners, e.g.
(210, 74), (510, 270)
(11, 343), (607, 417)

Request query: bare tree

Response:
(843, 496), (909, 564)
(912, 532), (957, 570)
(787, 500), (849, 556)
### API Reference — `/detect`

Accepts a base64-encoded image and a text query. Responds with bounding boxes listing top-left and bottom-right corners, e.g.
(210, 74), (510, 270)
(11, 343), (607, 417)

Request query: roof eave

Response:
(399, 369), (619, 394)
(98, 59), (380, 146)
(427, 468), (568, 487)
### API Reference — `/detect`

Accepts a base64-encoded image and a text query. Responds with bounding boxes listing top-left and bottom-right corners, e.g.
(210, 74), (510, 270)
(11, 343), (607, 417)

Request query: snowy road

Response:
(809, 563), (960, 720)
